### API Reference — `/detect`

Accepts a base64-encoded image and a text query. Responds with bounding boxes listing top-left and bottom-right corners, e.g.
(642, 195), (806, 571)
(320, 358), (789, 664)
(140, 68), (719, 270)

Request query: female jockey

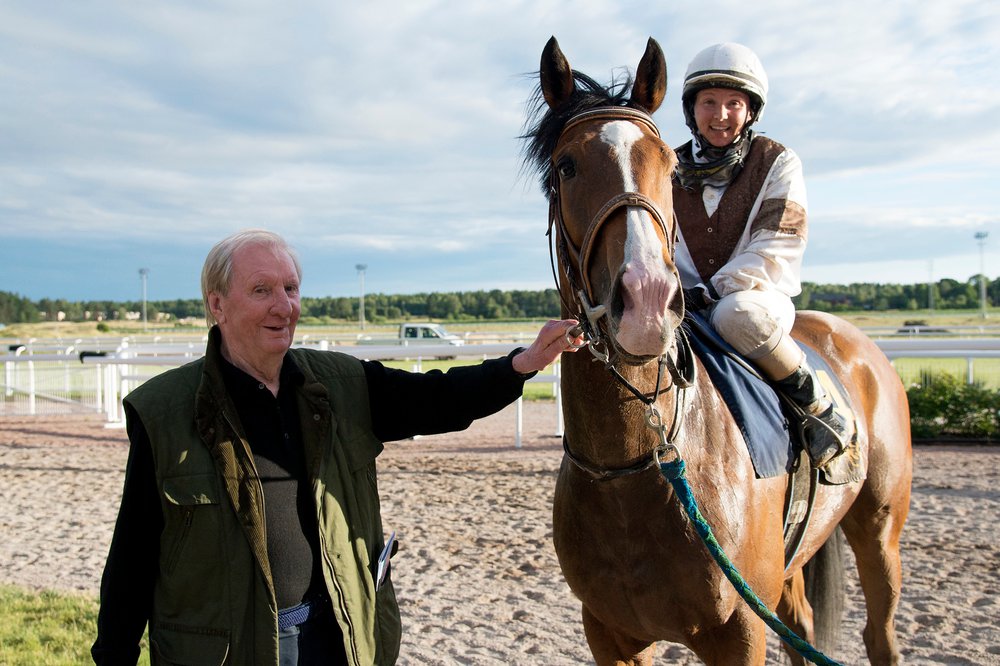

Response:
(672, 42), (851, 467)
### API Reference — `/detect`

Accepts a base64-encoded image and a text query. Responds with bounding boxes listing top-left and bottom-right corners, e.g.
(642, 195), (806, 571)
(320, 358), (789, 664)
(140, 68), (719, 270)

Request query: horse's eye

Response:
(557, 158), (576, 179)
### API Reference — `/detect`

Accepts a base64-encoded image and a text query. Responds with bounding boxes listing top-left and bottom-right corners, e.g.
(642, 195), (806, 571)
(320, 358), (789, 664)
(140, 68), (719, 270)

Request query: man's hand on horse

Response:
(512, 319), (584, 375)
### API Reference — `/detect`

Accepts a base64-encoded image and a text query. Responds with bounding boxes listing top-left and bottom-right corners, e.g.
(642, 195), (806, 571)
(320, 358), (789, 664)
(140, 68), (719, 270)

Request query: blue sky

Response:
(1, 1), (998, 302)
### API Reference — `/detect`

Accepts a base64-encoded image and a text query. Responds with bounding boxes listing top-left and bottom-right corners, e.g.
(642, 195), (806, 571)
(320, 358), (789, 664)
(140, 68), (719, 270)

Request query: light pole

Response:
(355, 264), (368, 330)
(927, 259), (934, 311)
(139, 268), (149, 331)
(975, 232), (988, 319)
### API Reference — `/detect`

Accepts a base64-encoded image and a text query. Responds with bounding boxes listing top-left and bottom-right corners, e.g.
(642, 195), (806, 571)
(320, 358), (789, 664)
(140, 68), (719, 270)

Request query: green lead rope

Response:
(658, 458), (843, 666)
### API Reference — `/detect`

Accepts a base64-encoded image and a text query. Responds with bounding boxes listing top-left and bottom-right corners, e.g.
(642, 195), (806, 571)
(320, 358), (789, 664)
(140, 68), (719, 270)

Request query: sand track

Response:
(2, 407), (997, 664)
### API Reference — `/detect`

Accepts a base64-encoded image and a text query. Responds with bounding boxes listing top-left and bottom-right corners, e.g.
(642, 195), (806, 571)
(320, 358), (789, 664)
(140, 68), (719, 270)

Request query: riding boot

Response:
(773, 361), (853, 468)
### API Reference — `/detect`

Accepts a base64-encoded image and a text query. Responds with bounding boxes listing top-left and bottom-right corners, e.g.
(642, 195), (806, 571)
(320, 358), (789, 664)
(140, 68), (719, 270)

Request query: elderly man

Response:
(92, 229), (580, 665)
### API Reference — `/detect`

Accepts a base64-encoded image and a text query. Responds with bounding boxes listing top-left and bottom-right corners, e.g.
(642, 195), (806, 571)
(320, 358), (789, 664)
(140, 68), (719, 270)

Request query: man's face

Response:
(693, 87), (752, 148)
(208, 243), (300, 371)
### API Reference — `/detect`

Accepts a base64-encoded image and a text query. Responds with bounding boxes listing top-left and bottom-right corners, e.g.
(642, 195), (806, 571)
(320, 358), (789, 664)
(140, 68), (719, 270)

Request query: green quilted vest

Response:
(125, 336), (401, 665)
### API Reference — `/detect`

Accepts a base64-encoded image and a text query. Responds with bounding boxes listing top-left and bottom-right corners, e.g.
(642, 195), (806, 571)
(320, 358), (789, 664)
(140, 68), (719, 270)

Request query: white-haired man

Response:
(93, 229), (581, 665)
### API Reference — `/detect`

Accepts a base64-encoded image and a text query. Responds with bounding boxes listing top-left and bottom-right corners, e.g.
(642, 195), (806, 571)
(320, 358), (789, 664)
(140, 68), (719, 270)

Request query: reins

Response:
(657, 458), (844, 666)
(561, 332), (694, 482)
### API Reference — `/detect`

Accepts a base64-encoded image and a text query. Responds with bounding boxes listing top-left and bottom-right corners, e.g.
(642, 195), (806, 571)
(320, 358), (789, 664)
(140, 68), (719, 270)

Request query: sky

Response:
(1, 1), (998, 303)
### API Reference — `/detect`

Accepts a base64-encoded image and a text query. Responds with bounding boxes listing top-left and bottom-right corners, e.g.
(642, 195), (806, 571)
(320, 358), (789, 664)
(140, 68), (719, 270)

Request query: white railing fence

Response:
(0, 342), (564, 447)
(877, 338), (1000, 385)
(5, 336), (1000, 444)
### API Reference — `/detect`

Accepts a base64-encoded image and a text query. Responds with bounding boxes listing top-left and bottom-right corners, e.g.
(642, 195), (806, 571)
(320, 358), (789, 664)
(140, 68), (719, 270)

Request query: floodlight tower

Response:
(927, 259), (934, 311)
(355, 264), (368, 330)
(139, 268), (149, 331)
(975, 232), (989, 319)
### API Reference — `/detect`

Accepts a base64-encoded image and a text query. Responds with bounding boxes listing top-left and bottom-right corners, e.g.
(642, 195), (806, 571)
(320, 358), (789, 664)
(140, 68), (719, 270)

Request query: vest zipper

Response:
(165, 507), (195, 575)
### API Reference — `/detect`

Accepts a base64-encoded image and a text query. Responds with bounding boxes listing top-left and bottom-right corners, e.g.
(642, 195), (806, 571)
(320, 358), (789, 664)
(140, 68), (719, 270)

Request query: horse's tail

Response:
(803, 526), (846, 652)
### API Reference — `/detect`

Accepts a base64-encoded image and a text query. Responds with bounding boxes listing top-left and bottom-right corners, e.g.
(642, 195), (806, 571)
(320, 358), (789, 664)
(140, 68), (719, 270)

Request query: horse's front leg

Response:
(686, 606), (769, 666)
(582, 605), (656, 666)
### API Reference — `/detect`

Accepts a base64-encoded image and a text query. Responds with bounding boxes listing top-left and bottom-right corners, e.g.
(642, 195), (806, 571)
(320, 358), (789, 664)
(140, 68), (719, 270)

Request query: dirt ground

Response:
(1, 406), (997, 665)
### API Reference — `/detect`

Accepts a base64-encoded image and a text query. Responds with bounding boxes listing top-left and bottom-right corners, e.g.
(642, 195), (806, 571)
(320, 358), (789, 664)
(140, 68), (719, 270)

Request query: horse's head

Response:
(524, 37), (683, 366)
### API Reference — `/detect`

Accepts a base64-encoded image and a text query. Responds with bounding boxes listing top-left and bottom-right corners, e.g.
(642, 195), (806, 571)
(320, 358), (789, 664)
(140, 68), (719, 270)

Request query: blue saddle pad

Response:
(683, 312), (794, 478)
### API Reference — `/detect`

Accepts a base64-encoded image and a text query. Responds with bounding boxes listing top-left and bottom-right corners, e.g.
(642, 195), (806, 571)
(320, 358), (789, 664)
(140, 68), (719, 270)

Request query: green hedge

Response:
(906, 372), (1000, 440)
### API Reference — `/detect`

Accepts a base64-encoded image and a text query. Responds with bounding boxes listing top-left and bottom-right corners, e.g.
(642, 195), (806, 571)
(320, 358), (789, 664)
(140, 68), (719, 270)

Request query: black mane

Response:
(520, 69), (637, 199)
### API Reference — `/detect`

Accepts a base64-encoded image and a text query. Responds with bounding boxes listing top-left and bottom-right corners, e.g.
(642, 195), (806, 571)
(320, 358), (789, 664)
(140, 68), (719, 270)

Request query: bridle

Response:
(547, 108), (677, 328)
(546, 106), (696, 479)
(546, 106), (687, 375)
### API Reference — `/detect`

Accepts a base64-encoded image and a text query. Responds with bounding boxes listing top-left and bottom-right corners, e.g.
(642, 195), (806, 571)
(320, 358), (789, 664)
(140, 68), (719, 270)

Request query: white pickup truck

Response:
(356, 323), (465, 347)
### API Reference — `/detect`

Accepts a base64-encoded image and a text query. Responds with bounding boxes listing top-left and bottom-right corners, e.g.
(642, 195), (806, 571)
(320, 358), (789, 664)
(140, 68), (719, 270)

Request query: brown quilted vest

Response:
(672, 135), (789, 284)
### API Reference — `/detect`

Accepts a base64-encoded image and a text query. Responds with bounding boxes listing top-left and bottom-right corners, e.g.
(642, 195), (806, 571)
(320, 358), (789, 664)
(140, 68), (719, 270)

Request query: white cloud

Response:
(0, 1), (997, 299)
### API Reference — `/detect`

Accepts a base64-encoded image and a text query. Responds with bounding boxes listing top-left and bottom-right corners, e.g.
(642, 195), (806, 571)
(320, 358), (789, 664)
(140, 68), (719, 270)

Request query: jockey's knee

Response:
(709, 291), (794, 359)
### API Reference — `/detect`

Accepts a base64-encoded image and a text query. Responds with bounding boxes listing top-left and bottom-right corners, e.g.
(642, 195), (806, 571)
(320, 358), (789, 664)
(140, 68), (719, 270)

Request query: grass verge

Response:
(0, 584), (148, 666)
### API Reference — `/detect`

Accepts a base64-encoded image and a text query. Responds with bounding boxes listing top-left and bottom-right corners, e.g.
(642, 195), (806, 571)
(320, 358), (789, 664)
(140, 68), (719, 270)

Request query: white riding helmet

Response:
(682, 43), (768, 130)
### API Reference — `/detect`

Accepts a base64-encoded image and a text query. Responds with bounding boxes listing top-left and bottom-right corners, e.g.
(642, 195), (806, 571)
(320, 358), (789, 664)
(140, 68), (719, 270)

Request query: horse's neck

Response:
(561, 353), (678, 467)
(562, 352), (728, 469)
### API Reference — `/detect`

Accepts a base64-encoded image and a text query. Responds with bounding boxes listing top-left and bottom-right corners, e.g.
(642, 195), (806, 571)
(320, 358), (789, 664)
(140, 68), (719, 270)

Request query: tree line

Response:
(0, 289), (563, 324)
(797, 277), (998, 312)
(1, 277), (997, 325)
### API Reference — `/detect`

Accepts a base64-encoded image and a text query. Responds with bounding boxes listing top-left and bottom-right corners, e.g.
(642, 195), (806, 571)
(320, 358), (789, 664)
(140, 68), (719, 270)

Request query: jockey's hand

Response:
(512, 319), (583, 375)
(683, 286), (712, 312)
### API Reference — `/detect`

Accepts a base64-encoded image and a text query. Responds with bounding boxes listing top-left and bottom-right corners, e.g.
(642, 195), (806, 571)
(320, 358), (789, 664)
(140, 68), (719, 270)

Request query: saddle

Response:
(682, 313), (865, 566)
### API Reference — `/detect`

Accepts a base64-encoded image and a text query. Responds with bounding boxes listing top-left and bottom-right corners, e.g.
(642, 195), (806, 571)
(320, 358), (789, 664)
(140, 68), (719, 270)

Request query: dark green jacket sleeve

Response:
(362, 349), (531, 443)
(92, 406), (162, 665)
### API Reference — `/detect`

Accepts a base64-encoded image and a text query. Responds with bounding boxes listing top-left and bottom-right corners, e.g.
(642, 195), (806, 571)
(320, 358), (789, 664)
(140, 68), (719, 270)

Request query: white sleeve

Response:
(709, 149), (807, 299)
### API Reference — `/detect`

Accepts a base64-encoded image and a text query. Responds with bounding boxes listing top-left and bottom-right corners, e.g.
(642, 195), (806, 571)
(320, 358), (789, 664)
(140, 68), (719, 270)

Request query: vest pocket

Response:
(163, 474), (220, 507)
(374, 578), (402, 664)
(151, 621), (230, 665)
(165, 507), (195, 575)
(162, 474), (221, 576)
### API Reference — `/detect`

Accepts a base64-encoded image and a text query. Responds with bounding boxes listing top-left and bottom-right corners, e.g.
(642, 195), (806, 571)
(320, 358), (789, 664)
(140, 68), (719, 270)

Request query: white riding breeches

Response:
(707, 290), (796, 360)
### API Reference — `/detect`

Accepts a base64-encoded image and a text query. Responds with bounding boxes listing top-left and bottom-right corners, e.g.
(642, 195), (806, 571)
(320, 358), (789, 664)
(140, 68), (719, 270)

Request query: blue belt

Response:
(278, 598), (323, 631)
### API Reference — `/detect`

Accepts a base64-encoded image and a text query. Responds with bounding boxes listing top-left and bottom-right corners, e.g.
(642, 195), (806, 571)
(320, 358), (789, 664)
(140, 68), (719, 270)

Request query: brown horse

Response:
(522, 37), (912, 665)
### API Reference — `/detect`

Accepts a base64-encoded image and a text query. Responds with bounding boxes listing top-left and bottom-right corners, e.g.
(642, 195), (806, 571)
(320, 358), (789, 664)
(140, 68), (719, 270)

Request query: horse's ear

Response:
(630, 38), (667, 114)
(540, 36), (575, 109)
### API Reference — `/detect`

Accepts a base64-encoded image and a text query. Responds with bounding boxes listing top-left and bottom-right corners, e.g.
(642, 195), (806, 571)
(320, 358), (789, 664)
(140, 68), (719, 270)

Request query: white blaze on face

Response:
(598, 120), (667, 277)
(599, 120), (673, 356)
(600, 121), (643, 190)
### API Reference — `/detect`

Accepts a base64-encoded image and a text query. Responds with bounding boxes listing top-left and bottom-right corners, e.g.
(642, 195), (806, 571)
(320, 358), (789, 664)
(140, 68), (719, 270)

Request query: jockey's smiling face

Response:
(693, 88), (752, 148)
